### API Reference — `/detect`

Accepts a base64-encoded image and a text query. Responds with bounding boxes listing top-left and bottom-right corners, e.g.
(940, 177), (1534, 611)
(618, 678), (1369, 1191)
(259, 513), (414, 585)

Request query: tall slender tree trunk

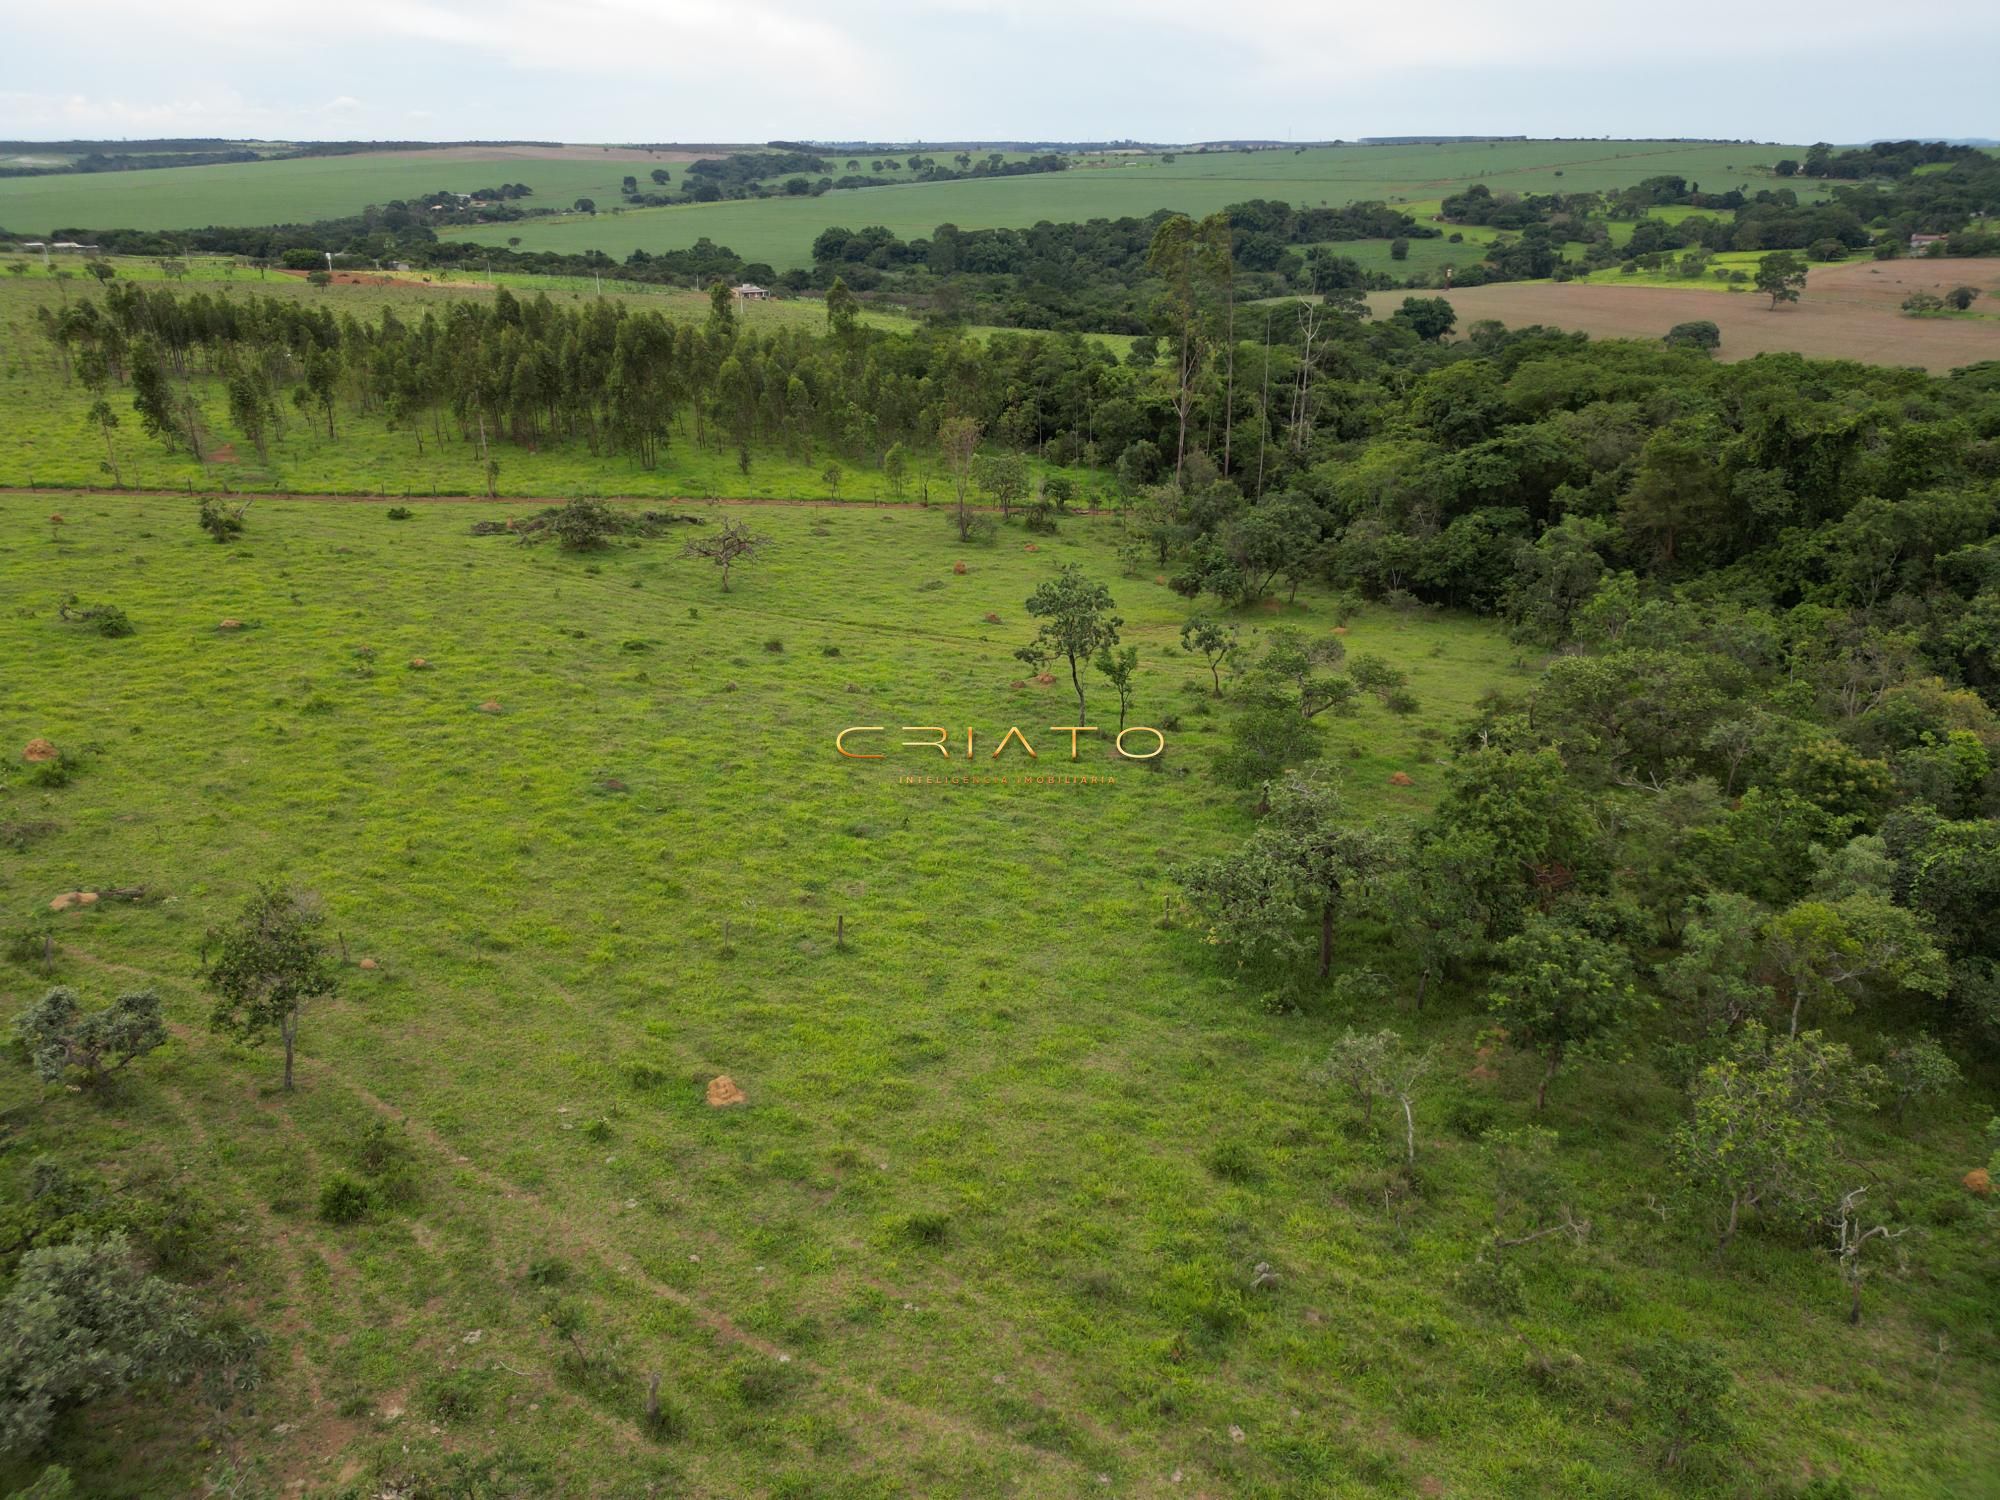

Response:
(1318, 902), (1335, 977)
(1221, 278), (1235, 476)
(281, 1007), (298, 1092)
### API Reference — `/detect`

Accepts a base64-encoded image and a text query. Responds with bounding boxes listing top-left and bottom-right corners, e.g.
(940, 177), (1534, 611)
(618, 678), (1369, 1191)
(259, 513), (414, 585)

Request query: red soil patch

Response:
(218, 618), (243, 631)
(1008, 679), (1027, 690)
(205, 443), (239, 464)
(1024, 544), (1040, 553)
(1389, 772), (1414, 786)
(358, 958), (379, 972)
(953, 561), (968, 575)
(1333, 626), (1349, 636)
(1034, 673), (1056, 686)
(706, 1075), (746, 1108)
(49, 891), (98, 912)
(22, 738), (58, 763)
(1966, 1168), (1993, 1196)
(477, 700), (501, 713)
(408, 657), (431, 670)
(983, 612), (1003, 624)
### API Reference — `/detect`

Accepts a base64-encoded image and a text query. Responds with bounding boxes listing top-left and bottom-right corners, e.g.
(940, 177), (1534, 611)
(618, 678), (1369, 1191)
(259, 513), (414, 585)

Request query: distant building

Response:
(50, 242), (102, 253)
(732, 283), (772, 301)
(1910, 233), (1947, 251)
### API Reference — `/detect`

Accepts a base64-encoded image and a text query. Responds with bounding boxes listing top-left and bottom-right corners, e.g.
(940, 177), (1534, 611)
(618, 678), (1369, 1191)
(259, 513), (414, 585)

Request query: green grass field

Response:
(3, 494), (1994, 1497)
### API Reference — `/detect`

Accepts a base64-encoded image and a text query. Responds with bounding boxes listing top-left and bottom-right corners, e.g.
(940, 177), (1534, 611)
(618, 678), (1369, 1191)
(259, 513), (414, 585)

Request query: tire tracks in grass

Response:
(56, 944), (1095, 1486)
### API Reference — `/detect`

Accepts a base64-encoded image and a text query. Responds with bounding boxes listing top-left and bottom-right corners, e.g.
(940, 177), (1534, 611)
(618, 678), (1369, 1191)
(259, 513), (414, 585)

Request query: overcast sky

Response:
(4, 0), (1996, 144)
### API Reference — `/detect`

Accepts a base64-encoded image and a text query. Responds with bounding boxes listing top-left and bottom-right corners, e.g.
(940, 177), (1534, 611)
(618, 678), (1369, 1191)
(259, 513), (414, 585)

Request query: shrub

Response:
(317, 1174), (372, 1224)
(1444, 1095), (1497, 1139)
(197, 498), (246, 543)
(525, 1254), (572, 1287)
(385, 506), (414, 521)
(892, 1210), (952, 1246)
(351, 1120), (420, 1207)
(548, 498), (617, 550)
(1455, 1253), (1525, 1313)
(1637, 1338), (1734, 1470)
(419, 1369), (485, 1422)
(1205, 1141), (1261, 1183)
(763, 638), (785, 653)
(57, 596), (133, 638)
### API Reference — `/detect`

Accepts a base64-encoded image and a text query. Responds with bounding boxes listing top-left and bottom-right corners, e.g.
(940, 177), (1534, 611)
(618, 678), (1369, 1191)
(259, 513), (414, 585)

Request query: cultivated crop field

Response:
(4, 495), (1995, 1497)
(1367, 258), (2000, 371)
(432, 140), (1801, 271)
(0, 144), (719, 238)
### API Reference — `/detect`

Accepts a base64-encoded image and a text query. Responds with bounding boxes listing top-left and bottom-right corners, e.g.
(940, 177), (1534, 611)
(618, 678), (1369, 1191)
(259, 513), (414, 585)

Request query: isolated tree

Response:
(1019, 565), (1121, 718)
(1254, 628), (1356, 721)
(1828, 1187), (1905, 1326)
(1761, 892), (1947, 1037)
(1214, 683), (1324, 792)
(1145, 211), (1230, 483)
(1657, 891), (1768, 1053)
(1636, 1340), (1734, 1472)
(1180, 615), (1240, 695)
(202, 884), (337, 1093)
(1177, 767), (1396, 983)
(707, 279), (735, 339)
(1382, 837), (1487, 1010)
(1662, 319), (1721, 352)
(1881, 1031), (1960, 1125)
(1485, 917), (1640, 1110)
(1754, 250), (1807, 309)
(821, 463), (842, 503)
(1392, 296), (1457, 342)
(650, 168), (671, 186)
(973, 451), (1030, 520)
(0, 1232), (260, 1454)
(84, 399), (121, 486)
(1943, 285), (1980, 312)
(12, 987), (165, 1088)
(824, 276), (858, 337)
(680, 520), (768, 592)
(573, 197), (596, 214)
(293, 345), (339, 439)
(1094, 644), (1139, 730)
(938, 415), (982, 541)
(882, 441), (909, 497)
(1672, 1024), (1877, 1254)
(1479, 1124), (1589, 1250)
(1314, 1027), (1431, 1168)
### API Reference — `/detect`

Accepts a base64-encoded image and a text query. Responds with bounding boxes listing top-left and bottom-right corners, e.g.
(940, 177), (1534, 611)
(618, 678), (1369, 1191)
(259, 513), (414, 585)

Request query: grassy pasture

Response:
(4, 495), (1997, 1497)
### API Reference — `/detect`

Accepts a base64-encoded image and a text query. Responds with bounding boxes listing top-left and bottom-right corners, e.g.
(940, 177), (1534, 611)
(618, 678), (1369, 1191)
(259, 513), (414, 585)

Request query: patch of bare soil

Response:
(22, 738), (57, 762)
(706, 1074), (746, 1107)
(1367, 259), (2000, 373)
